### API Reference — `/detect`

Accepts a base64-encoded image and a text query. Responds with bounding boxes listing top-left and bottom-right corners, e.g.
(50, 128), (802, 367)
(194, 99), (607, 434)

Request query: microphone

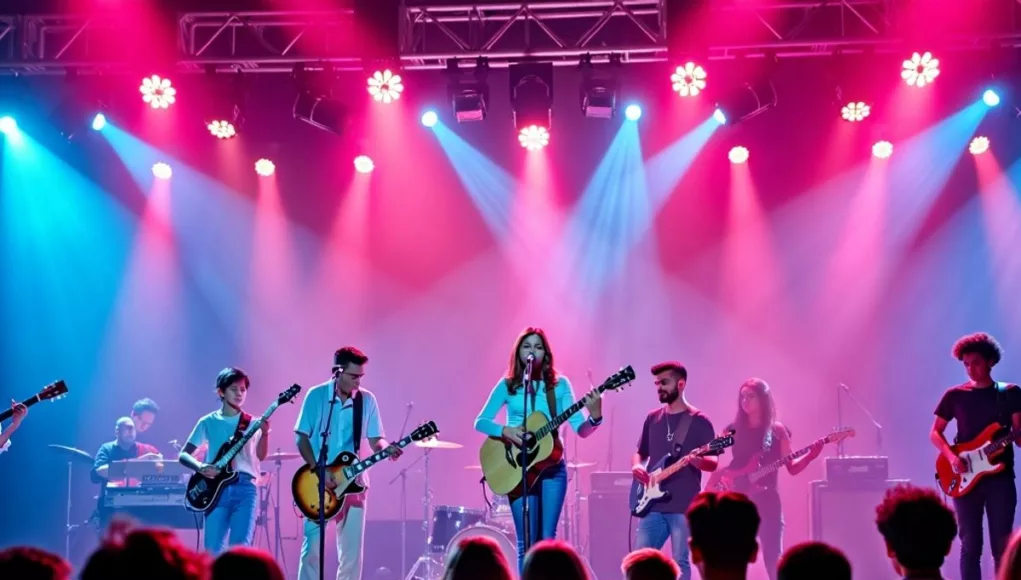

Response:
(526, 353), (535, 363)
(407, 401), (414, 409)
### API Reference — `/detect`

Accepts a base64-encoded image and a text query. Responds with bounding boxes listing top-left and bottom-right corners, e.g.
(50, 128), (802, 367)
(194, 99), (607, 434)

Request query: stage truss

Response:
(0, 1), (1018, 74)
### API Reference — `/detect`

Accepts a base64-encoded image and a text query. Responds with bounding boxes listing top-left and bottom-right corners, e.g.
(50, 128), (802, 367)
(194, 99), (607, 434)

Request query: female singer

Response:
(474, 327), (603, 571)
(722, 378), (823, 580)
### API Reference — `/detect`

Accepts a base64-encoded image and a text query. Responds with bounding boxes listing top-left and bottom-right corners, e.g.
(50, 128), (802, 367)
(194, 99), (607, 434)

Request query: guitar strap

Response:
(224, 412), (252, 471)
(352, 389), (363, 455)
(671, 408), (696, 454)
(545, 382), (559, 441)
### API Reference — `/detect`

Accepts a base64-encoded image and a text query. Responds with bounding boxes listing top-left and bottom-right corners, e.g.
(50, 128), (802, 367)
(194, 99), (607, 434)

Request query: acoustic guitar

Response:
(936, 423), (1021, 498)
(479, 366), (635, 499)
(292, 421), (438, 520)
(0, 380), (68, 422)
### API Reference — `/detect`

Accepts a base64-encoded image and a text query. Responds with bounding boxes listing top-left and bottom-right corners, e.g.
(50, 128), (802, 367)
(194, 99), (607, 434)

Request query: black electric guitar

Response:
(0, 380), (68, 422)
(185, 384), (301, 512)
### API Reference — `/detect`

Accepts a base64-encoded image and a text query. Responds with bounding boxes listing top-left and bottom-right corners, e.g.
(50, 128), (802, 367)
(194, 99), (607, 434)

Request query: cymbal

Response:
(47, 444), (93, 464)
(264, 451), (301, 462)
(414, 438), (463, 450)
(464, 465), (482, 470)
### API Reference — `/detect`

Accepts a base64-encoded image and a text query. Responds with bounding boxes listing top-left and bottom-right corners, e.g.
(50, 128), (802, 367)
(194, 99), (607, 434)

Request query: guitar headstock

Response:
(825, 427), (855, 444)
(697, 432), (735, 456)
(277, 384), (302, 405)
(599, 366), (636, 393)
(40, 380), (68, 402)
(410, 421), (439, 441)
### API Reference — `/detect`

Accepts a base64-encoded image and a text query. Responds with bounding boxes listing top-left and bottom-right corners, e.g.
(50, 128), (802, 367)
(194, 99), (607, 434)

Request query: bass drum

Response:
(445, 524), (518, 573)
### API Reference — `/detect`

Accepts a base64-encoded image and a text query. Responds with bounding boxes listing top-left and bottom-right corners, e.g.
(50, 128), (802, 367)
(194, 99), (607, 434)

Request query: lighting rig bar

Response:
(0, 1), (1018, 75)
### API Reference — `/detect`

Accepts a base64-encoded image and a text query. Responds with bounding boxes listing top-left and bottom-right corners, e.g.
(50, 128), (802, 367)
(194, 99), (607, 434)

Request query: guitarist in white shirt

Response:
(631, 362), (717, 579)
(178, 367), (270, 553)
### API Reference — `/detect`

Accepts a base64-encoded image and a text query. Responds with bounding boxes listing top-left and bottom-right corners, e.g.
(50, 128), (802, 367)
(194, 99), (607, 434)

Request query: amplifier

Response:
(825, 456), (889, 484)
(590, 471), (633, 495)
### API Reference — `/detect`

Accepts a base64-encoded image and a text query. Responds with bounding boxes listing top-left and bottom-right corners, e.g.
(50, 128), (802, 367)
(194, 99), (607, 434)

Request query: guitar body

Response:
(185, 444), (241, 512)
(291, 451), (367, 520)
(707, 453), (766, 494)
(480, 411), (562, 499)
(629, 454), (674, 517)
(936, 423), (1009, 498)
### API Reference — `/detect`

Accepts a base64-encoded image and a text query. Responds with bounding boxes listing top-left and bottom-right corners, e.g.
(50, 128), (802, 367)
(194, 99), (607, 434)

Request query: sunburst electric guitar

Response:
(706, 427), (854, 494)
(480, 366), (636, 499)
(936, 423), (1021, 498)
(629, 432), (735, 517)
(292, 421), (439, 520)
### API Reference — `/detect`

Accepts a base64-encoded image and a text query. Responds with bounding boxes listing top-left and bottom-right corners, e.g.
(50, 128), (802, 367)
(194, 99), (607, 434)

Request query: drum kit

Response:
(401, 437), (597, 580)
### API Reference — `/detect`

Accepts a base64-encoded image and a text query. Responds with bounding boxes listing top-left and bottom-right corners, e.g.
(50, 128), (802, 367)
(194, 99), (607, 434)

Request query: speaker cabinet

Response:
(588, 492), (639, 580)
(810, 479), (909, 580)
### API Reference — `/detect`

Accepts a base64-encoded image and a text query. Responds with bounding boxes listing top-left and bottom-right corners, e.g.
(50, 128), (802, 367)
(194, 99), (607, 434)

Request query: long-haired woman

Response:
(474, 327), (603, 571)
(715, 378), (824, 580)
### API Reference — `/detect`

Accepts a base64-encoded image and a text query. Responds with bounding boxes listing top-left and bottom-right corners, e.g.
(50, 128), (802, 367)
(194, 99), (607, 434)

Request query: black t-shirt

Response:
(726, 422), (789, 492)
(934, 382), (1021, 472)
(636, 407), (715, 513)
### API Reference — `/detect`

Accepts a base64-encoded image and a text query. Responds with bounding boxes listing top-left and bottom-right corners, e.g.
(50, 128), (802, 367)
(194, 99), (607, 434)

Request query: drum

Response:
(489, 494), (513, 526)
(445, 524), (517, 572)
(428, 506), (487, 553)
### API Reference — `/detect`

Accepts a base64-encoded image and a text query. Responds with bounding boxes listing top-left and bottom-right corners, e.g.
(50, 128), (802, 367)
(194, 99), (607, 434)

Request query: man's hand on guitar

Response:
(9, 400), (26, 429)
(632, 464), (651, 485)
(323, 471), (339, 490)
(198, 464), (220, 479)
(502, 425), (525, 447)
(945, 451), (969, 474)
(387, 443), (403, 461)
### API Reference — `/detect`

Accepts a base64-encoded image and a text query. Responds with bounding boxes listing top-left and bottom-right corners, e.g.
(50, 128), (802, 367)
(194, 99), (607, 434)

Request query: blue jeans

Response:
(509, 462), (567, 572)
(635, 511), (691, 579)
(203, 473), (258, 554)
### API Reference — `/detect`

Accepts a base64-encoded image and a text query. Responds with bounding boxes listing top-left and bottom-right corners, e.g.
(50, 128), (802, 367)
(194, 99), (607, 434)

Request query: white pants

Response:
(297, 493), (365, 580)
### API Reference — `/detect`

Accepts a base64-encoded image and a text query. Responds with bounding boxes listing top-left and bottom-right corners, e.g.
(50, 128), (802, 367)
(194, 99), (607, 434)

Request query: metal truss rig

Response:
(0, 0), (1019, 75)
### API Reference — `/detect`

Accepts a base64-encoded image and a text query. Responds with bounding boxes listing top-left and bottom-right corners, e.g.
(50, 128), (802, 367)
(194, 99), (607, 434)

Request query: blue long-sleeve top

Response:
(474, 376), (585, 437)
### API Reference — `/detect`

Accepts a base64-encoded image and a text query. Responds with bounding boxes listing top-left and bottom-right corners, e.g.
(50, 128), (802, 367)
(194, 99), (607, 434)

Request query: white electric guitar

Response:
(629, 432), (734, 517)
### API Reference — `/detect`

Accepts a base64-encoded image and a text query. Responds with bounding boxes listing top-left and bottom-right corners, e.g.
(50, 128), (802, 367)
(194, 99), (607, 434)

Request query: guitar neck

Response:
(986, 427), (1021, 454)
(658, 454), (693, 480)
(341, 432), (416, 479)
(534, 384), (606, 440)
(0, 395), (43, 423)
(749, 446), (811, 483)
(213, 405), (278, 470)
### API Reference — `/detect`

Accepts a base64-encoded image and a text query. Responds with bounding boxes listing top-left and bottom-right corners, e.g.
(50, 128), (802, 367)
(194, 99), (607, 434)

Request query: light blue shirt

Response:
(474, 376), (585, 438)
(294, 382), (385, 465)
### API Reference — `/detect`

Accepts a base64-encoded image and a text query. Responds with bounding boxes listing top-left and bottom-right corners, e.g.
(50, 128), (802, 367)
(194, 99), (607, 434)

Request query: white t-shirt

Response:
(186, 410), (262, 478)
(0, 423), (9, 454)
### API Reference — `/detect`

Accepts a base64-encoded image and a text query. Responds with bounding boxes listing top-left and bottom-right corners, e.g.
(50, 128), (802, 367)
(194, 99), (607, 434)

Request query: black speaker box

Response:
(588, 492), (639, 580)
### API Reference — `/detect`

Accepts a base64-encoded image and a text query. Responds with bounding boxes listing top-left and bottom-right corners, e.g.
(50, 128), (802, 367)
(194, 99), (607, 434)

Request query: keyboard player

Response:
(90, 417), (161, 529)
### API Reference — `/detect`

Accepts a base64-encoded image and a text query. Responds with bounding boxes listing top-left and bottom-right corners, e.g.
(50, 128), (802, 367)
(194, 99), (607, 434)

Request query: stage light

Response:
(140, 75), (176, 109)
(625, 104), (642, 121)
(354, 155), (375, 174)
(713, 80), (776, 126)
(518, 125), (550, 151)
(91, 113), (106, 131)
(207, 120), (236, 139)
(421, 110), (438, 127)
(983, 89), (1001, 107)
(293, 92), (350, 136)
(872, 140), (893, 159)
(670, 62), (707, 98)
(902, 52), (940, 88)
(510, 62), (553, 145)
(367, 69), (403, 104)
(728, 146), (749, 164)
(579, 54), (621, 119)
(51, 96), (110, 141)
(255, 158), (276, 176)
(447, 57), (490, 123)
(840, 102), (870, 122)
(969, 136), (990, 155)
(0, 116), (17, 135)
(152, 162), (172, 180)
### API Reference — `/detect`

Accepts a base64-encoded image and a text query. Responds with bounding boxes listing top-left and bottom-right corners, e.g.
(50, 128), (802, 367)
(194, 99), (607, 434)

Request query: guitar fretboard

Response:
(749, 447), (811, 483)
(534, 381), (618, 440)
(341, 433), (416, 479)
(213, 404), (278, 471)
(0, 394), (41, 423)
(983, 428), (1021, 455)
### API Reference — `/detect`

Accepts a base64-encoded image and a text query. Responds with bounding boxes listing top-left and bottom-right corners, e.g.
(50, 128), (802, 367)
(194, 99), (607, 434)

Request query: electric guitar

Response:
(479, 366), (636, 499)
(630, 432), (735, 517)
(0, 380), (69, 422)
(184, 384), (302, 512)
(291, 421), (439, 520)
(936, 423), (1021, 498)
(706, 427), (855, 494)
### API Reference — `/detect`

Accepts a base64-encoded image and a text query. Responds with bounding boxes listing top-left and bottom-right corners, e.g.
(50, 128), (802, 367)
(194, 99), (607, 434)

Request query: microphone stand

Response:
(520, 357), (534, 559)
(838, 383), (884, 454)
(396, 402), (413, 578)
(316, 376), (340, 580)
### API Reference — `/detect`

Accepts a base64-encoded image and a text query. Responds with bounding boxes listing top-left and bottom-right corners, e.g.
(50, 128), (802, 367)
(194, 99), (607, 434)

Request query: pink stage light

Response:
(367, 69), (404, 104)
(255, 158), (276, 176)
(207, 120), (236, 139)
(840, 101), (870, 122)
(872, 140), (893, 159)
(670, 62), (707, 98)
(140, 75), (176, 109)
(152, 162), (172, 180)
(518, 125), (550, 151)
(354, 155), (375, 174)
(969, 136), (990, 156)
(728, 146), (749, 164)
(902, 52), (940, 88)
